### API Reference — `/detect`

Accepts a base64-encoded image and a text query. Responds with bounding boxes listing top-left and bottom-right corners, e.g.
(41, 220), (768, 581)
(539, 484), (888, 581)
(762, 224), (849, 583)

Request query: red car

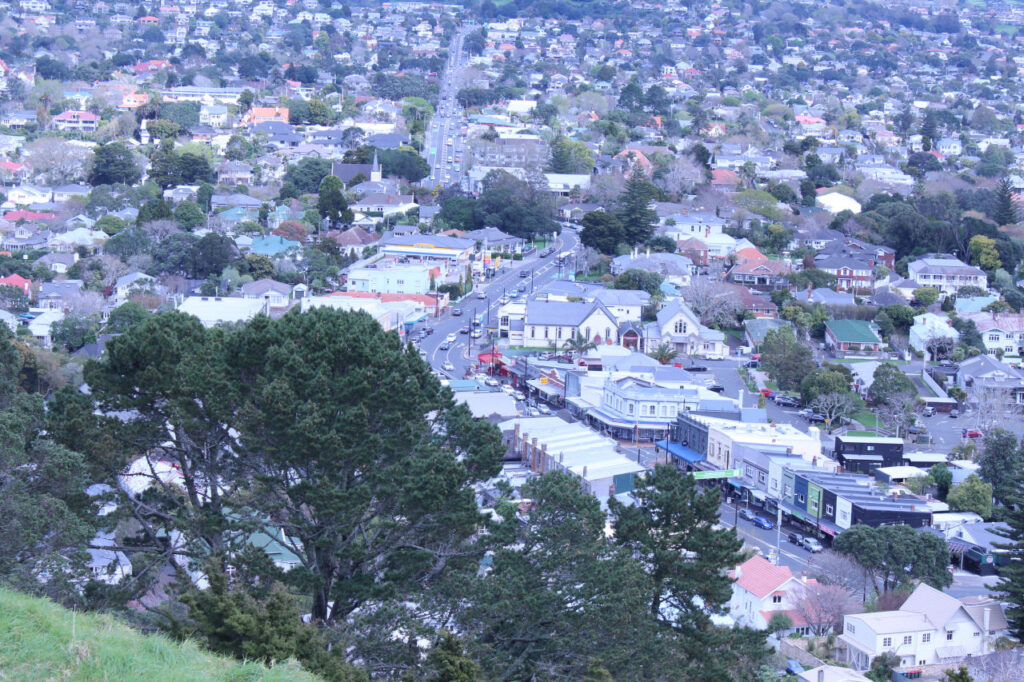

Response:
(963, 428), (983, 438)
(760, 388), (775, 398)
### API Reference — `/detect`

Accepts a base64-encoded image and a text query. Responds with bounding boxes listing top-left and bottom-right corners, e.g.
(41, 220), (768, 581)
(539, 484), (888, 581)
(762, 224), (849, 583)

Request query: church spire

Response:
(370, 150), (381, 182)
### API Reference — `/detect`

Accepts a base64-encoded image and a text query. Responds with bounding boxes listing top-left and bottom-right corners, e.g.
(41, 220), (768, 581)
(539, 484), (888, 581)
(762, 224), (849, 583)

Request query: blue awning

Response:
(655, 439), (706, 465)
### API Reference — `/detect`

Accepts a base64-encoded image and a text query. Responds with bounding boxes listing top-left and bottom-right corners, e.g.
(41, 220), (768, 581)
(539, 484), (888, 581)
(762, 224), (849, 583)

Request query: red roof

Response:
(0, 273), (31, 294)
(728, 555), (794, 599)
(4, 210), (55, 221)
(711, 168), (741, 185)
(733, 246), (767, 263)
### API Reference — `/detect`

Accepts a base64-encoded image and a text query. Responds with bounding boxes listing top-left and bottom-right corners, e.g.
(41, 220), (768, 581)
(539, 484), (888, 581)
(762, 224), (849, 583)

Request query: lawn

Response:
(852, 410), (879, 428)
(846, 430), (879, 437)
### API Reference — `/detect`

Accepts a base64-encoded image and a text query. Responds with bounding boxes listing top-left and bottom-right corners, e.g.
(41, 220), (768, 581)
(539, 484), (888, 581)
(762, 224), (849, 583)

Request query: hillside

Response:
(0, 588), (322, 682)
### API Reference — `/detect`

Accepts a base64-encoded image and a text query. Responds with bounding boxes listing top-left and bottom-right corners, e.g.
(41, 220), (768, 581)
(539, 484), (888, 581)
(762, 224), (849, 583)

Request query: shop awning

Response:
(655, 439), (705, 465)
(840, 454), (884, 461)
(587, 407), (672, 430)
(750, 490), (767, 502)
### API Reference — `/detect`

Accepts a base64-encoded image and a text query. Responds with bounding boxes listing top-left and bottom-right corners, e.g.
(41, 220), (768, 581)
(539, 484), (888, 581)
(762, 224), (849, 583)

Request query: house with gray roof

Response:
(908, 254), (986, 296)
(646, 299), (727, 358)
(524, 299), (619, 348)
(954, 354), (1024, 406)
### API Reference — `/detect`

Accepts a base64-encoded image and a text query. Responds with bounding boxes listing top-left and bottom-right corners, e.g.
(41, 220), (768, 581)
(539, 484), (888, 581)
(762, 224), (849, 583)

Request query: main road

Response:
(424, 26), (470, 189)
(413, 228), (580, 378)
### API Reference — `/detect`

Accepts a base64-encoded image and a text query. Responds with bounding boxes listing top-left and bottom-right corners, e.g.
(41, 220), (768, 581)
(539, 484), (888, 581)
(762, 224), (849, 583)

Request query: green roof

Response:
(825, 319), (882, 344)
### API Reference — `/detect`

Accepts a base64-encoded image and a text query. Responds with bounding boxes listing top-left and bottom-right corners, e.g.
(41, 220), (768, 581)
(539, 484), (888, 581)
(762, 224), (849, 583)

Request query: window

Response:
(605, 327), (610, 341)
(628, 403), (634, 415)
(772, 595), (782, 604)
(544, 327), (549, 339)
(531, 327), (535, 338)
(973, 632), (980, 637)
(826, 504), (834, 515)
(883, 637), (892, 647)
(989, 334), (1001, 342)
(758, 472), (767, 483)
(847, 623), (855, 634)
(866, 445), (875, 451)
(946, 631), (954, 641)
(922, 633), (930, 643)
(557, 327), (562, 339)
(797, 493), (805, 503)
(903, 635), (912, 645)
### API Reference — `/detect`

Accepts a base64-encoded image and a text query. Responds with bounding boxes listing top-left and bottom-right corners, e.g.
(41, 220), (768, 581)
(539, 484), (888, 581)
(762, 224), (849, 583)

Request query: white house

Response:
(728, 555), (820, 635)
(842, 584), (1007, 670)
(816, 192), (861, 215)
(908, 312), (960, 359)
(240, 278), (293, 307)
(907, 255), (987, 296)
(114, 272), (155, 301)
(645, 299), (728, 358)
(177, 296), (269, 328)
(961, 312), (1024, 359)
(523, 300), (620, 347)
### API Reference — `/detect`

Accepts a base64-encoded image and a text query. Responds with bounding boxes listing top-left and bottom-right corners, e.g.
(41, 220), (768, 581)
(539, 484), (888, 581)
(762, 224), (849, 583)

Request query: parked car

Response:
(451, 308), (463, 316)
(787, 532), (805, 546)
(471, 329), (483, 338)
(708, 384), (725, 393)
(686, 364), (708, 372)
(459, 326), (470, 334)
(442, 362), (455, 371)
(513, 391), (526, 401)
(760, 388), (775, 398)
(738, 508), (756, 521)
(950, 409), (960, 418)
(744, 360), (760, 369)
(752, 515), (774, 530)
(774, 395), (801, 407)
(963, 428), (983, 438)
(485, 377), (500, 387)
(439, 342), (450, 350)
(536, 404), (551, 415)
(519, 269), (529, 278)
(802, 537), (824, 553)
(704, 353), (724, 361)
(922, 406), (935, 417)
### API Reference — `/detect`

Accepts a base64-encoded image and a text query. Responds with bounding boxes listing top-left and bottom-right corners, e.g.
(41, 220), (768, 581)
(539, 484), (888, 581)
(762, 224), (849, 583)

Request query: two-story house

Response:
(729, 555), (820, 635)
(240, 278), (293, 307)
(645, 299), (728, 359)
(907, 255), (987, 296)
(842, 584), (1007, 670)
(961, 312), (1024, 359)
(909, 312), (960, 359)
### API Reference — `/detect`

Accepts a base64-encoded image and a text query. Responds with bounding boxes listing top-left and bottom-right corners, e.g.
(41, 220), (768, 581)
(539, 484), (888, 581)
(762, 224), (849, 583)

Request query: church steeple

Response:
(370, 150), (382, 182)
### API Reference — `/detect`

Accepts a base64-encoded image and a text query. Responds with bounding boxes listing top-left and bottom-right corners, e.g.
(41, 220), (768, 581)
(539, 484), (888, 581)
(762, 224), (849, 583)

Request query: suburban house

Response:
(909, 312), (960, 359)
(524, 299), (620, 347)
(240, 278), (293, 307)
(52, 110), (99, 132)
(646, 299), (728, 359)
(824, 319), (883, 354)
(907, 255), (987, 296)
(814, 253), (876, 293)
(842, 584), (1007, 670)
(114, 272), (155, 301)
(0, 272), (31, 294)
(728, 555), (820, 635)
(245, 107), (290, 125)
(177, 296), (270, 328)
(728, 254), (792, 290)
(961, 312), (1024, 359)
(461, 226), (525, 254)
(352, 193), (418, 217)
(834, 436), (904, 475)
(816, 191), (861, 215)
(954, 354), (1024, 406)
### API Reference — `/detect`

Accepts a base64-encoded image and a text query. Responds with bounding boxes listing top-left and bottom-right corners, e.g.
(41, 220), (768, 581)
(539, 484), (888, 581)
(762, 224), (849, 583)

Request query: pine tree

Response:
(995, 176), (1018, 227)
(616, 168), (658, 245)
(994, 479), (1024, 640)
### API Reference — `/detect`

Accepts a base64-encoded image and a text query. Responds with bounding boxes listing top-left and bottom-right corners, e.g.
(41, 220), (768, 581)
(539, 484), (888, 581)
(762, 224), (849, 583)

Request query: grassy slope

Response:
(0, 588), (321, 682)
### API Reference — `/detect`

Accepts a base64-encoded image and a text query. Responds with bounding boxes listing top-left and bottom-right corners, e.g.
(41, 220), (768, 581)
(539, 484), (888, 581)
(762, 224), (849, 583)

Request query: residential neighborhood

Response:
(3, 0), (1024, 679)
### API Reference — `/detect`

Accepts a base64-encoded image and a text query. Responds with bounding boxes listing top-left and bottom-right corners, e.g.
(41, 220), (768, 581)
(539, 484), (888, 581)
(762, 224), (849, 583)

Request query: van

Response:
(922, 406), (935, 417)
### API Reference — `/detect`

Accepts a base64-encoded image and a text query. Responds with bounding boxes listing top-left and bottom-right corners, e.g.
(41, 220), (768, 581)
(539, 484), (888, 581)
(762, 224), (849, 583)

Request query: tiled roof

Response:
(729, 555), (793, 599)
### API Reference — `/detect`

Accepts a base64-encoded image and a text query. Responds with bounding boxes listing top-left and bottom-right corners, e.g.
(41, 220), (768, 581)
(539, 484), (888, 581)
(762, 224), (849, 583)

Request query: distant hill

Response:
(0, 588), (322, 682)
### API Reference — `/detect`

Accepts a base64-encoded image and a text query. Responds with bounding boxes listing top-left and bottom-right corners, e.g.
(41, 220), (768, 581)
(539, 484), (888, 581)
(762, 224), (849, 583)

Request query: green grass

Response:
(846, 430), (879, 437)
(765, 380), (778, 390)
(852, 410), (879, 428)
(0, 588), (320, 682)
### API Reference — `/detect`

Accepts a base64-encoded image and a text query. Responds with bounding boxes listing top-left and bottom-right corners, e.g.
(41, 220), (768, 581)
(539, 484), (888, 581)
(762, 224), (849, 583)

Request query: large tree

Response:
(316, 174), (350, 229)
(229, 308), (504, 630)
(833, 524), (952, 592)
(616, 171), (658, 245)
(994, 479), (1024, 640)
(978, 428), (1022, 508)
(760, 326), (816, 392)
(579, 210), (626, 255)
(609, 465), (770, 678)
(475, 170), (557, 240)
(88, 142), (141, 186)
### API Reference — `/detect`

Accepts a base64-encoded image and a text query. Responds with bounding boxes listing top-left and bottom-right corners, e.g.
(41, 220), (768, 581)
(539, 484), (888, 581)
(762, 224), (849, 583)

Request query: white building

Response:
(816, 192), (862, 215)
(961, 312), (1024, 358)
(842, 584), (1007, 670)
(177, 296), (269, 328)
(908, 312), (960, 358)
(523, 299), (620, 347)
(729, 555), (820, 635)
(907, 255), (987, 296)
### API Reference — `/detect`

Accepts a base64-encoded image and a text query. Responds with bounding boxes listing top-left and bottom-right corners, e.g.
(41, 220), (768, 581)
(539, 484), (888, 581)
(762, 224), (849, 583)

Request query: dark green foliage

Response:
(282, 158), (332, 195)
(994, 478), (1024, 641)
(787, 268), (837, 290)
(104, 228), (153, 261)
(105, 302), (150, 334)
(616, 173), (658, 245)
(228, 309), (504, 631)
(868, 363), (915, 405)
(760, 326), (816, 392)
(800, 369), (850, 406)
(51, 314), (99, 352)
(833, 524), (952, 592)
(88, 143), (141, 186)
(978, 428), (1022, 507)
(173, 201), (206, 231)
(579, 210), (626, 255)
(612, 268), (663, 295)
(931, 463), (953, 501)
(137, 198), (172, 225)
(159, 102), (200, 129)
(995, 177), (1019, 227)
(475, 170), (557, 240)
(316, 175), (349, 229)
(425, 631), (479, 682)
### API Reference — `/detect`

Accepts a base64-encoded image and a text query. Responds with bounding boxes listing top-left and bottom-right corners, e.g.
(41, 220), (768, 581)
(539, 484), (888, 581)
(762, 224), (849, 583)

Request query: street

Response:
(413, 228), (580, 379)
(423, 27), (469, 190)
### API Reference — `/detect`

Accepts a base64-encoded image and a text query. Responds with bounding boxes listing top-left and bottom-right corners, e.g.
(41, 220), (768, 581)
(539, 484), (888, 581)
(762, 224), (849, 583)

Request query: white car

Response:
(446, 333), (457, 343)
(477, 291), (486, 299)
(442, 362), (455, 371)
(485, 377), (500, 387)
(536, 404), (551, 415)
(513, 392), (526, 401)
(471, 329), (483, 338)
(704, 353), (725, 361)
(501, 385), (516, 395)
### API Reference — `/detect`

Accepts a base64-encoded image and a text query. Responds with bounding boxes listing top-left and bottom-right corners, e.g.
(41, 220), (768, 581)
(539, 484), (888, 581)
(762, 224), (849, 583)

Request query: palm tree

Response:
(563, 332), (597, 360)
(649, 342), (678, 365)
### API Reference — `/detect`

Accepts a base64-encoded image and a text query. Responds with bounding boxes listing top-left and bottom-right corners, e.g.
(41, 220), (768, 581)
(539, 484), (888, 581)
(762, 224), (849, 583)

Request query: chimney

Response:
(818, 670), (825, 682)
(531, 437), (539, 471)
(800, 571), (807, 583)
(770, 423), (777, 442)
(540, 443), (548, 473)
(734, 564), (742, 578)
(983, 607), (991, 653)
